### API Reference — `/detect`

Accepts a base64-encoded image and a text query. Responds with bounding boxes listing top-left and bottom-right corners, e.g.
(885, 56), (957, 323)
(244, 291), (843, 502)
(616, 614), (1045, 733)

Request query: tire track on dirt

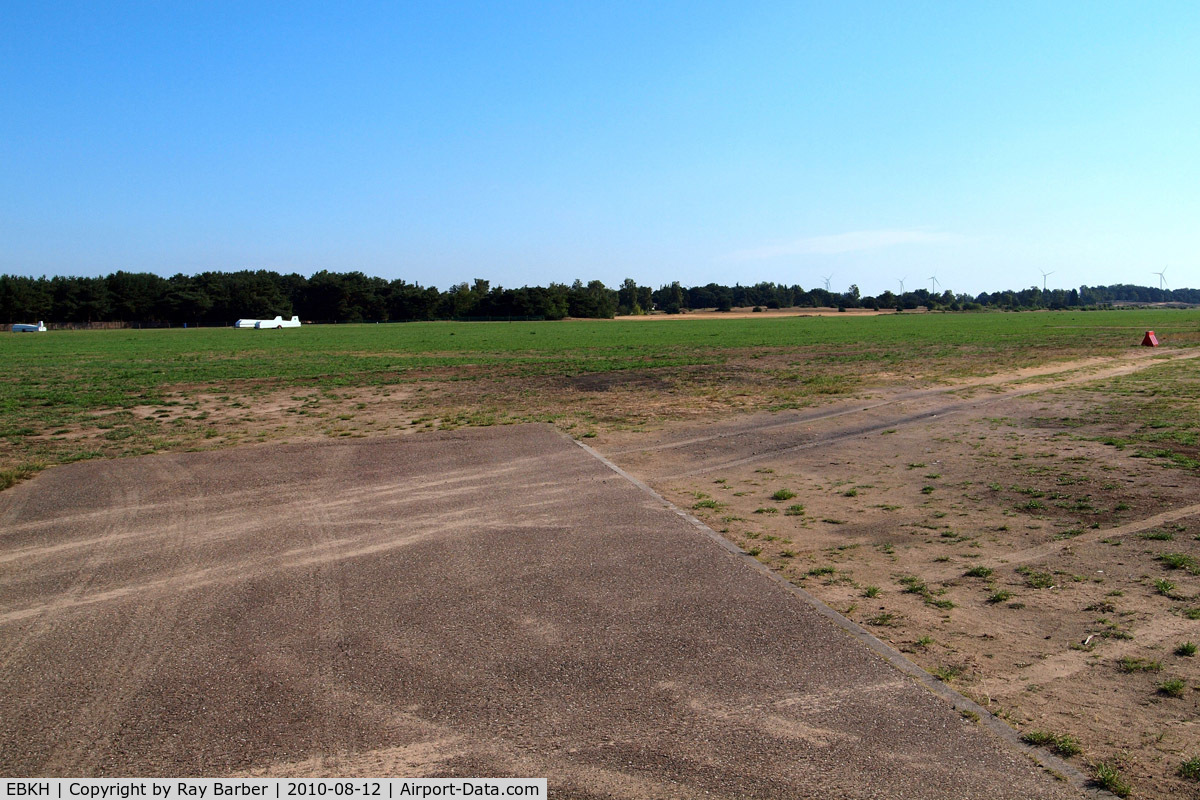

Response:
(0, 460), (531, 552)
(0, 507), (486, 626)
(298, 444), (353, 774)
(927, 502), (1200, 582)
(609, 349), (1198, 457)
(0, 478), (140, 671)
(974, 611), (1200, 698)
(18, 460), (219, 774)
(646, 349), (1200, 479)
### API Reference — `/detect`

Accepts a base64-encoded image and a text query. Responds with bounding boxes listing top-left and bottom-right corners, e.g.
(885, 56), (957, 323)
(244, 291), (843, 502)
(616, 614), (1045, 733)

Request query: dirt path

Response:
(607, 349), (1200, 472)
(0, 426), (1080, 798)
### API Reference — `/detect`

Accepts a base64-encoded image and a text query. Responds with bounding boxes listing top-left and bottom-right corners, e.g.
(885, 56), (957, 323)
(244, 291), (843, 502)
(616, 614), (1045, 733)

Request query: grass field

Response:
(3, 309), (1199, 485)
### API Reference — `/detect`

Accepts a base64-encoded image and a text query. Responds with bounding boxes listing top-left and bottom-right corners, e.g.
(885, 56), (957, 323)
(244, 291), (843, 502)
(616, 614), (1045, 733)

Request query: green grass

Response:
(1021, 730), (1082, 758)
(770, 488), (796, 501)
(1175, 641), (1197, 657)
(1139, 529), (1174, 541)
(1160, 552), (1200, 575)
(1091, 762), (1131, 797)
(1158, 678), (1187, 697)
(0, 462), (46, 490)
(1181, 756), (1200, 781)
(1080, 358), (1200, 475)
(1016, 566), (1055, 589)
(1154, 578), (1177, 596)
(931, 664), (963, 682)
(4, 310), (1199, 477)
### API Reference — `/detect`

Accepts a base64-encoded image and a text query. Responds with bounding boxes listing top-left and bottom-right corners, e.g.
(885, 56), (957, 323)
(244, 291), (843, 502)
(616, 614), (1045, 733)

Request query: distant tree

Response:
(567, 279), (617, 318)
(653, 282), (687, 314)
(617, 278), (645, 315)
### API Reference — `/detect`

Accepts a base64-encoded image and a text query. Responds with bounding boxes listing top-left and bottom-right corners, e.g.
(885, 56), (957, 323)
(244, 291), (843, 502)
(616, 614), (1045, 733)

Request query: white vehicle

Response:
(234, 315), (302, 329)
(12, 321), (46, 332)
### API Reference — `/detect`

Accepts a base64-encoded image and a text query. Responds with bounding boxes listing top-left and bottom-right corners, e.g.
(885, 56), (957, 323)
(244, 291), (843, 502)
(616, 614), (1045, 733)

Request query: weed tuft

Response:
(1091, 762), (1131, 798)
(1021, 731), (1082, 758)
(1016, 566), (1054, 589)
(931, 664), (962, 682)
(1139, 529), (1174, 541)
(0, 462), (46, 491)
(1160, 552), (1200, 575)
(1117, 657), (1161, 673)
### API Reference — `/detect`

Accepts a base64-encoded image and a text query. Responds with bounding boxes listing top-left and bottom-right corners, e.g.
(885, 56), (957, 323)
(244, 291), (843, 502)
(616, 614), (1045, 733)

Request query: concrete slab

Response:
(0, 425), (1081, 798)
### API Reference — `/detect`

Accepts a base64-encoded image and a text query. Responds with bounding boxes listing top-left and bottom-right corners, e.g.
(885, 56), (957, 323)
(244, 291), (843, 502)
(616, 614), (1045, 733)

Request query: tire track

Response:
(927, 501), (1200, 583)
(643, 349), (1200, 479)
(298, 445), (354, 772)
(38, 458), (217, 774)
(0, 477), (140, 671)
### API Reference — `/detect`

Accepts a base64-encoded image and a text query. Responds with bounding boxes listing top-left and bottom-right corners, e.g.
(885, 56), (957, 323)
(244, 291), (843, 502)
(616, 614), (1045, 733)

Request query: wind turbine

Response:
(1039, 269), (1054, 292)
(928, 275), (940, 294)
(1154, 267), (1168, 290)
(897, 277), (907, 294)
(822, 274), (833, 292)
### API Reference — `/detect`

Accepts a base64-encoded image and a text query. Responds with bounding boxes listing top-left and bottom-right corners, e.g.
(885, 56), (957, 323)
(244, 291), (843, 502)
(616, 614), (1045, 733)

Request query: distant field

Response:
(2, 309), (1199, 482)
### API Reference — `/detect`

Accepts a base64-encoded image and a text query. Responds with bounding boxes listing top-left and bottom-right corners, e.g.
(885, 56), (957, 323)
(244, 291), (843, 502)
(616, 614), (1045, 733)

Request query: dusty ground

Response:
(597, 349), (1200, 799)
(0, 426), (1080, 798)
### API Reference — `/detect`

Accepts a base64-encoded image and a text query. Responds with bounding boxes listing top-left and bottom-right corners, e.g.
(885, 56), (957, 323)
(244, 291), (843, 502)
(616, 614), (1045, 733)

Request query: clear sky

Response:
(2, 1), (1197, 296)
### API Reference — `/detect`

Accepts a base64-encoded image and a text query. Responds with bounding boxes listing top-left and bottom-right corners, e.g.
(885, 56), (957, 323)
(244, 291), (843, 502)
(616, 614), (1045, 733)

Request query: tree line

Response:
(0, 270), (1196, 324)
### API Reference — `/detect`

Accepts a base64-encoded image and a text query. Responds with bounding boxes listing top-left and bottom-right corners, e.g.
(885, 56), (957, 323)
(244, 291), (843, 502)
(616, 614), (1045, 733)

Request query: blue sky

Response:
(2, 1), (1197, 295)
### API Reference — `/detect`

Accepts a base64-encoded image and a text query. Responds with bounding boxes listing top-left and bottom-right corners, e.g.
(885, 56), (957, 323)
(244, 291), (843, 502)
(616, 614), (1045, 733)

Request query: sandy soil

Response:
(0, 425), (1084, 798)
(597, 350), (1200, 800)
